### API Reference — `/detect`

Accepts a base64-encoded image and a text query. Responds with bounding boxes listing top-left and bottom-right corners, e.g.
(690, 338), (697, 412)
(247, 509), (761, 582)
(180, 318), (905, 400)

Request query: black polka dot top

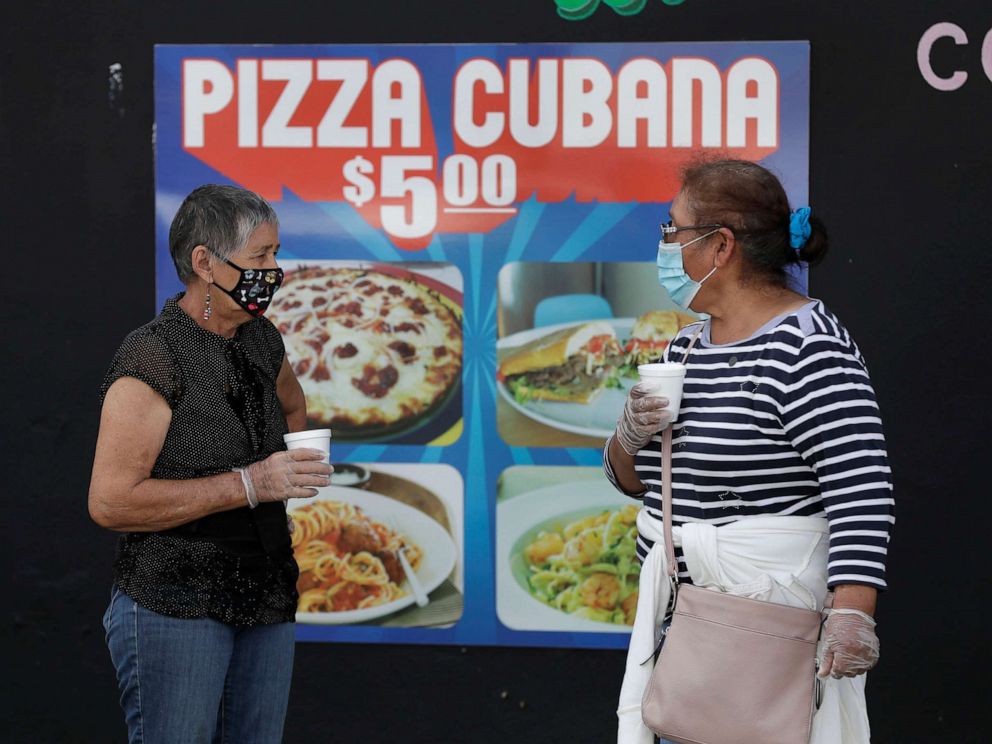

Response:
(99, 294), (298, 626)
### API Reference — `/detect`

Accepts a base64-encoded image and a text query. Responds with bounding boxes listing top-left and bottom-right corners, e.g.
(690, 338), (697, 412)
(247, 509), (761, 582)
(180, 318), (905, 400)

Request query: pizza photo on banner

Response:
(154, 42), (809, 649)
(268, 260), (464, 446)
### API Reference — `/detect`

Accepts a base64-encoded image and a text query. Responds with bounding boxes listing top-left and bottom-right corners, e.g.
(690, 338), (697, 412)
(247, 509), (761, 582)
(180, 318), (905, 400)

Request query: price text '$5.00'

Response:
(342, 154), (518, 240)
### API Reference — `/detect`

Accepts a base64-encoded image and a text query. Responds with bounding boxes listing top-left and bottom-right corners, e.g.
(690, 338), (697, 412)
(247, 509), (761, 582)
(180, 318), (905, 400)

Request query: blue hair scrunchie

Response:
(789, 207), (812, 251)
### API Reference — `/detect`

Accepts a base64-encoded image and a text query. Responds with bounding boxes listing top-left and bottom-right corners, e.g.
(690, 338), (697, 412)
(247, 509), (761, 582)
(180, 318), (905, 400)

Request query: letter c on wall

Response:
(984, 28), (992, 82)
(917, 22), (968, 91)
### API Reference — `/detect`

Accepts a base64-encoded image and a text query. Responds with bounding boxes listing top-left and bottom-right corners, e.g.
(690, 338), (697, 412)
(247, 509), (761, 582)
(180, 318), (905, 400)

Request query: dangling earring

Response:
(203, 283), (213, 321)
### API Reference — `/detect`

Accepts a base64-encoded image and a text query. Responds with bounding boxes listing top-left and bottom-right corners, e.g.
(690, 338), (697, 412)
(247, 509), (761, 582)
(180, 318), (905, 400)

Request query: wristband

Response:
(234, 467), (258, 509)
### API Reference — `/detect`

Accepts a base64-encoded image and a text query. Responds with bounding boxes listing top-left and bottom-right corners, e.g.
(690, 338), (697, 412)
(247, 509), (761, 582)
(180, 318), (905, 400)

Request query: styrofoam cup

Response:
(283, 429), (332, 464)
(637, 363), (687, 422)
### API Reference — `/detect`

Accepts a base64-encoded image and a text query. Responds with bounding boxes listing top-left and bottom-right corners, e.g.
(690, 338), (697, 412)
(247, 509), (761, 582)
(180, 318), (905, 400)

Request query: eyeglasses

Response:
(659, 220), (726, 244)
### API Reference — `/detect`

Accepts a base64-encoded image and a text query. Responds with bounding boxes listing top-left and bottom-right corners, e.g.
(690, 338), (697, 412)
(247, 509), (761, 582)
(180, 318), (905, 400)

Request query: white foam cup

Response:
(283, 429), (332, 464)
(636, 363), (688, 422)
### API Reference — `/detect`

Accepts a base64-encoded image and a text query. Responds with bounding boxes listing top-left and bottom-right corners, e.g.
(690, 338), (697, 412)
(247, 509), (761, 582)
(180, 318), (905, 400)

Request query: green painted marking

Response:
(556, 0), (687, 20)
(605, 0), (649, 15)
(555, 0), (601, 21)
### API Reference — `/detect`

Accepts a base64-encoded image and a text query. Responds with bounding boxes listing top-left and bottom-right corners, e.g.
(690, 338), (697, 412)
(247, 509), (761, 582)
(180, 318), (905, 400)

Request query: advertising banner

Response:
(155, 42), (809, 649)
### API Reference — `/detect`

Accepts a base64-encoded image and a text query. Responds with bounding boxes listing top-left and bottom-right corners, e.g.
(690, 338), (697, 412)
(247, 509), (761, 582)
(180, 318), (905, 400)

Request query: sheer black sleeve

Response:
(100, 327), (183, 408)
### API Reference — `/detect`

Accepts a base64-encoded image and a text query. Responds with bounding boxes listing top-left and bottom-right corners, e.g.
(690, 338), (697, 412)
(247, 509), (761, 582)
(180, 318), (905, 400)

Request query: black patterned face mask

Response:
(214, 257), (284, 318)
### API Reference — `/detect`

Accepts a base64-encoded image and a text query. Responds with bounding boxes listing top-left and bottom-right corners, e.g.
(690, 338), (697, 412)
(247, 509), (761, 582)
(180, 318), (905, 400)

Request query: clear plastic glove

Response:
(240, 449), (332, 506)
(614, 383), (674, 456)
(817, 608), (880, 679)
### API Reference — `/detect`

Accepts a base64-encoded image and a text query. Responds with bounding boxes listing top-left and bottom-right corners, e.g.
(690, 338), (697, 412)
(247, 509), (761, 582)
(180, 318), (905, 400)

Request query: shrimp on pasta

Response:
(522, 504), (640, 625)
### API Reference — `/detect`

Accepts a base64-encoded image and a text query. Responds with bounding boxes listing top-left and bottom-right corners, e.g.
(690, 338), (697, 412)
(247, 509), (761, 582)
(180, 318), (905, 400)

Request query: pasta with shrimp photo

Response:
(496, 470), (642, 634)
(520, 503), (640, 626)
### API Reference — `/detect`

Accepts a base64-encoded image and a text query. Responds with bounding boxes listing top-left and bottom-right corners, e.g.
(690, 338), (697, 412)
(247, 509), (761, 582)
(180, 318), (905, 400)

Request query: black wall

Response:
(3, 1), (989, 741)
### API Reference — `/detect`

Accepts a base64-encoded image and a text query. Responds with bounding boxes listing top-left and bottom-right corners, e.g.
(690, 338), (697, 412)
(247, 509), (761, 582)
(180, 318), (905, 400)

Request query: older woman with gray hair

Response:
(89, 184), (331, 743)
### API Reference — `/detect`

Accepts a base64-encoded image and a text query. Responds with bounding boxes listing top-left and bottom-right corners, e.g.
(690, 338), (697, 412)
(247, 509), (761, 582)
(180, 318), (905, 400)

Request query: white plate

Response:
(496, 479), (635, 634)
(497, 319), (637, 439)
(290, 486), (457, 625)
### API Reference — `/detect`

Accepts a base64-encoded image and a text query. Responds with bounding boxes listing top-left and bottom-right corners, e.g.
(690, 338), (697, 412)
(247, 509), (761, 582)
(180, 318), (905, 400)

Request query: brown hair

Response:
(679, 159), (828, 287)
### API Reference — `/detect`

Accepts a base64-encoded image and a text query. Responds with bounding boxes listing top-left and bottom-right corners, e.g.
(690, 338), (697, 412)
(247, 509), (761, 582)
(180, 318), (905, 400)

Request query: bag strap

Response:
(662, 323), (705, 579)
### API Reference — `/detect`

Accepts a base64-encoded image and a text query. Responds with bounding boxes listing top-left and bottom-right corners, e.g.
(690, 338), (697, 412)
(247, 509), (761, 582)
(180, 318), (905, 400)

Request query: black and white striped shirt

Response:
(604, 300), (894, 589)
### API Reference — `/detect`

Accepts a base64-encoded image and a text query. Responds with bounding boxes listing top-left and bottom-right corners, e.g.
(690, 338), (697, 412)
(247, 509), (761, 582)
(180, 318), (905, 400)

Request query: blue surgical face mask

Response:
(656, 229), (720, 311)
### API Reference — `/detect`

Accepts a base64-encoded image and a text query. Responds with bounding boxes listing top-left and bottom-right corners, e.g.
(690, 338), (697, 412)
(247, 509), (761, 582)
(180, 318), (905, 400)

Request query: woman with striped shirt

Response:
(608, 160), (893, 743)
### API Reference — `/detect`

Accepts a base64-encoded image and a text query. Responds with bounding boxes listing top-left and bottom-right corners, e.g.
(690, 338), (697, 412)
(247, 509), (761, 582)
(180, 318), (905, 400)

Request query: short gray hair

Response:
(168, 184), (279, 283)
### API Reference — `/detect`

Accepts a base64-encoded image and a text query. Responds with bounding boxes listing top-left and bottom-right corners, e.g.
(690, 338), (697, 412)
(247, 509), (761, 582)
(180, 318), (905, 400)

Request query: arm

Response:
(781, 331), (891, 677)
(820, 584), (880, 679)
(276, 356), (307, 433)
(603, 384), (674, 497)
(604, 435), (648, 497)
(88, 376), (248, 532)
(782, 333), (894, 597)
(832, 584), (877, 615)
(604, 331), (687, 497)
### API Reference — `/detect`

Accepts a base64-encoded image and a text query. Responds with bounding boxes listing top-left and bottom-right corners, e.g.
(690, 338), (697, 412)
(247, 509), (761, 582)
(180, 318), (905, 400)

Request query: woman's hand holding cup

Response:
(615, 382), (674, 456)
(243, 449), (333, 505)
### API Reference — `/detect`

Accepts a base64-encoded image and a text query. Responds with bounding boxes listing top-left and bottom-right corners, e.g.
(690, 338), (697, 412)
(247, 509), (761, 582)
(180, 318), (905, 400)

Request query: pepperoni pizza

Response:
(268, 266), (463, 433)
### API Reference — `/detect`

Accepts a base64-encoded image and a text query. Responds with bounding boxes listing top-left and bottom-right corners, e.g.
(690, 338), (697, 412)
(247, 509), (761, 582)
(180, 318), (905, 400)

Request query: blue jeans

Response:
(103, 586), (295, 744)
